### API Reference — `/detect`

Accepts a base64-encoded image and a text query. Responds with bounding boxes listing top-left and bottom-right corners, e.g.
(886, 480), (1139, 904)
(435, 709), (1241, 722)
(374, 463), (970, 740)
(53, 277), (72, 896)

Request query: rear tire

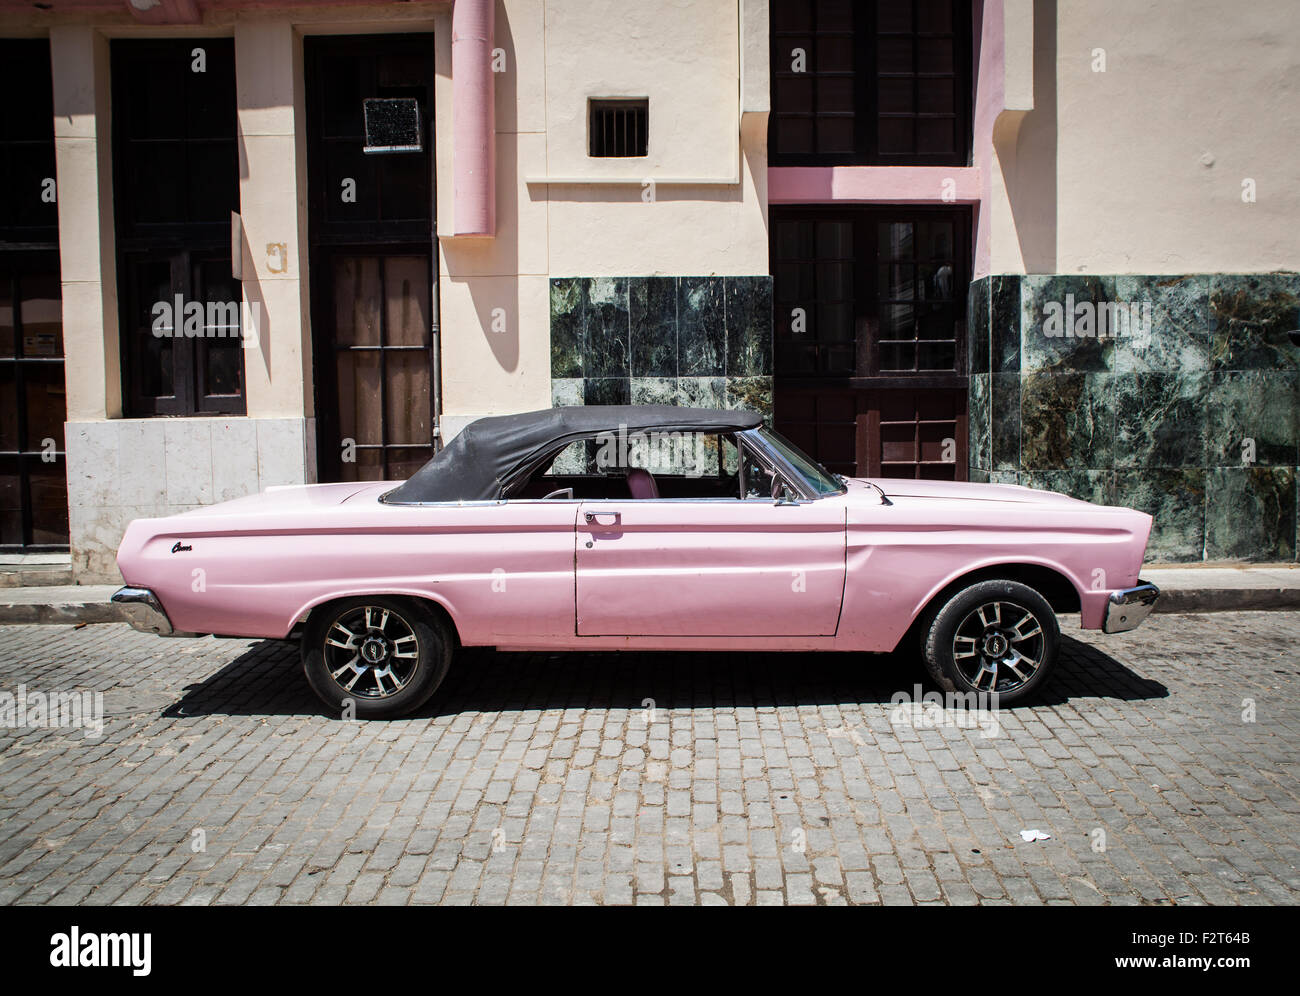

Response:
(922, 579), (1059, 705)
(302, 597), (451, 719)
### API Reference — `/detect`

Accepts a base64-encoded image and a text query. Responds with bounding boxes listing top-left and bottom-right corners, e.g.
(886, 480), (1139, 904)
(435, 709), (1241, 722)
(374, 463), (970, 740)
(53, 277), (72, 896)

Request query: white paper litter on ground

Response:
(1019, 829), (1051, 842)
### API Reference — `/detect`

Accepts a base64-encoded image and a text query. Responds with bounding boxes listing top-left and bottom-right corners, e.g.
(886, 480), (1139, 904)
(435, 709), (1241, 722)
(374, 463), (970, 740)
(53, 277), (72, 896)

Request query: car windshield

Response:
(755, 427), (845, 497)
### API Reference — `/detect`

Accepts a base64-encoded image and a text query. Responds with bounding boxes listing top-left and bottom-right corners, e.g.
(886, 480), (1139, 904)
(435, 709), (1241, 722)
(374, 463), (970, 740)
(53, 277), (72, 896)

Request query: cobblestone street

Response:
(0, 612), (1297, 906)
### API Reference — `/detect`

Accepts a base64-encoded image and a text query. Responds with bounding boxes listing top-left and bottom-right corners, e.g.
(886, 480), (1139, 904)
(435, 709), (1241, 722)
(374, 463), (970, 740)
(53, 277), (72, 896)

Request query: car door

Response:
(575, 496), (847, 637)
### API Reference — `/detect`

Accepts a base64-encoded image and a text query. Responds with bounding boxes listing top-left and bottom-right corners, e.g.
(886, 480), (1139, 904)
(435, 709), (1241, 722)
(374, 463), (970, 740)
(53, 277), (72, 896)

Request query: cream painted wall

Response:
(436, 0), (771, 422)
(51, 26), (121, 422)
(542, 0), (738, 181)
(235, 19), (313, 419)
(993, 0), (1300, 275)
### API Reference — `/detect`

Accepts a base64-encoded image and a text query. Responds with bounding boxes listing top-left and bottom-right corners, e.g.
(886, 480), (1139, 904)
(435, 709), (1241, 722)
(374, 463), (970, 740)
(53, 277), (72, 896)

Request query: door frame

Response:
(771, 204), (973, 479)
(303, 33), (439, 483)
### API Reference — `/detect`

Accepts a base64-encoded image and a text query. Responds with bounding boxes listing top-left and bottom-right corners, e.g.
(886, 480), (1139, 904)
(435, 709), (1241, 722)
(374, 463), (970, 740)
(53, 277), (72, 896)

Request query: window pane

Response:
(0, 277), (13, 357)
(918, 0), (953, 32)
(817, 116), (855, 153)
(878, 222), (915, 260)
(186, 140), (238, 223)
(772, 0), (813, 32)
(918, 39), (954, 73)
(24, 363), (65, 451)
(882, 303), (915, 337)
(817, 0), (853, 32)
(818, 302), (854, 341)
(128, 257), (175, 400)
(917, 116), (955, 154)
(878, 77), (914, 113)
(879, 263), (916, 300)
(817, 261), (853, 300)
(918, 77), (954, 113)
(21, 273), (62, 357)
(877, 116), (915, 154)
(0, 367), (16, 451)
(141, 337), (175, 400)
(0, 458), (20, 544)
(816, 36), (854, 73)
(776, 75), (813, 113)
(878, 0), (915, 33)
(816, 220), (853, 257)
(817, 77), (855, 113)
(877, 38), (913, 73)
(378, 149), (431, 221)
(881, 341), (916, 371)
(918, 341), (956, 370)
(130, 143), (187, 225)
(775, 115), (814, 154)
(28, 457), (68, 545)
(201, 339), (243, 397)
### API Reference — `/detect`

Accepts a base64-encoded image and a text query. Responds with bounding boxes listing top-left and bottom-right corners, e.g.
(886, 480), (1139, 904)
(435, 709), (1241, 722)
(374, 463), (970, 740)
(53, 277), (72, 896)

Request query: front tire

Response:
(302, 597), (452, 719)
(922, 579), (1059, 705)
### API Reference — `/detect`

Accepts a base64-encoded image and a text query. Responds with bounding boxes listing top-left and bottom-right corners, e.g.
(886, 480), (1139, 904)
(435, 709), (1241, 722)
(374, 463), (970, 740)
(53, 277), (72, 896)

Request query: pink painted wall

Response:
(768, 166), (981, 204)
(971, 0), (1003, 278)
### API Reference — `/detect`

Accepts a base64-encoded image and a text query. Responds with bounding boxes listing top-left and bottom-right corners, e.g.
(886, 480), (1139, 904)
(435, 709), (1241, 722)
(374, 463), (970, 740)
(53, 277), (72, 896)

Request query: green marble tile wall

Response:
(968, 273), (1300, 562)
(550, 275), (774, 418)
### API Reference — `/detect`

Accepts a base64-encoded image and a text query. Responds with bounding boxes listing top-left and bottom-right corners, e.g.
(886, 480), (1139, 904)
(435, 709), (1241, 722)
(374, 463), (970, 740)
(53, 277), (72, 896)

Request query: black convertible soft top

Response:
(384, 405), (763, 504)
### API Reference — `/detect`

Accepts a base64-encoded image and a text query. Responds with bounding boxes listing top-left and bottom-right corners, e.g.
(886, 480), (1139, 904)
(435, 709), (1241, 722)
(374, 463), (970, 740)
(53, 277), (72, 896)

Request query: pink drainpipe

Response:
(452, 0), (496, 236)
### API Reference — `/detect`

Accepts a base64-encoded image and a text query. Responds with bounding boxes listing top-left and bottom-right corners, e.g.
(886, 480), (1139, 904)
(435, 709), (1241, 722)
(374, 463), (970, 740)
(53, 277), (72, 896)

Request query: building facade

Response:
(0, 0), (1295, 582)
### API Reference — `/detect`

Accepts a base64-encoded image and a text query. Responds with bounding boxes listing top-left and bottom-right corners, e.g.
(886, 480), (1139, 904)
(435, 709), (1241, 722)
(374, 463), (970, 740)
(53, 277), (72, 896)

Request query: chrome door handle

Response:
(584, 511), (620, 524)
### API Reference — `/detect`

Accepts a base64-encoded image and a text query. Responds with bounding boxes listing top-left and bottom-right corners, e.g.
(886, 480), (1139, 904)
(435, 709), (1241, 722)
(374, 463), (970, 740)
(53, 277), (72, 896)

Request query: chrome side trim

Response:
(1102, 581), (1160, 634)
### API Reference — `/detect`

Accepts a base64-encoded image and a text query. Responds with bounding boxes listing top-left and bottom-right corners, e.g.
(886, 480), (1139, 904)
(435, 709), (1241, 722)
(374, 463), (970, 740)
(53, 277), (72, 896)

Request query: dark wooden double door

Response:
(771, 206), (971, 480)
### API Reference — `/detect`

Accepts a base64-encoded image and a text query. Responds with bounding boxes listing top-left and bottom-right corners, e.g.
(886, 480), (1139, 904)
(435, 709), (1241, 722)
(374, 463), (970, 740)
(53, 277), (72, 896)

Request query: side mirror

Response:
(773, 481), (799, 506)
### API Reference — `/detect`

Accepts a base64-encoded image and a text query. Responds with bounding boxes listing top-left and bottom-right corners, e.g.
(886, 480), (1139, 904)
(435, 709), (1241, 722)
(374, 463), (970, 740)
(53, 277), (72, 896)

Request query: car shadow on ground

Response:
(161, 633), (1168, 721)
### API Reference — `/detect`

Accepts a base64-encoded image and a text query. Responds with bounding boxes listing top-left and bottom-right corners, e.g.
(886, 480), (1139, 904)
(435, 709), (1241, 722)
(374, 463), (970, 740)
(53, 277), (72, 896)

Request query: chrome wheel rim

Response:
(951, 600), (1045, 694)
(323, 606), (420, 699)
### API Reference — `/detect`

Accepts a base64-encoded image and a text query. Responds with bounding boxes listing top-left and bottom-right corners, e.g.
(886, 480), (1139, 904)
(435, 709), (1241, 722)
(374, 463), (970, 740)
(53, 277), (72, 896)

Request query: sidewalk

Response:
(0, 566), (1297, 626)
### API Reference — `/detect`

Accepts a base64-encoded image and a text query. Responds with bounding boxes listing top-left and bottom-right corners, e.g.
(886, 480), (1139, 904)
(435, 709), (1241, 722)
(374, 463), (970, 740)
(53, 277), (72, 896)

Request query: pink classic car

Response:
(113, 405), (1159, 718)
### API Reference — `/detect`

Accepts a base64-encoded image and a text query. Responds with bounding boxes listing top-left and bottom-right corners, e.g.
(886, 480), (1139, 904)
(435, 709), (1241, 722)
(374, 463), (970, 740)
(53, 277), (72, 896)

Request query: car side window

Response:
(512, 431), (743, 500)
(741, 446), (778, 499)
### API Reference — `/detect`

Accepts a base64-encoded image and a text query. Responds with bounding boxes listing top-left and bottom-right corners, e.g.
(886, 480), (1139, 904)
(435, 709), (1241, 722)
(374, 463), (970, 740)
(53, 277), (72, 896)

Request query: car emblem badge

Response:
(170, 541), (192, 553)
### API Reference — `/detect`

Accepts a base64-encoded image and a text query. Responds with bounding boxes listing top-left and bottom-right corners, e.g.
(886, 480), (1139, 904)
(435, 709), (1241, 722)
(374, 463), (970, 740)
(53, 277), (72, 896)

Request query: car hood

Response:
(849, 477), (1091, 506)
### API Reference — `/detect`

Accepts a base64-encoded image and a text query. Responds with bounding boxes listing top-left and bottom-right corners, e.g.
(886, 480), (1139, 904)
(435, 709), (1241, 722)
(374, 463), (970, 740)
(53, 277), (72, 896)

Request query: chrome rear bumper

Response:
(1102, 581), (1160, 633)
(111, 586), (198, 637)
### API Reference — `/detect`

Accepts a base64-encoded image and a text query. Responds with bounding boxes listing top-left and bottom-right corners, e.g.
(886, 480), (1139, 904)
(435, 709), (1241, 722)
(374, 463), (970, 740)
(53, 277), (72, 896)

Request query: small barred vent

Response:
(589, 99), (648, 157)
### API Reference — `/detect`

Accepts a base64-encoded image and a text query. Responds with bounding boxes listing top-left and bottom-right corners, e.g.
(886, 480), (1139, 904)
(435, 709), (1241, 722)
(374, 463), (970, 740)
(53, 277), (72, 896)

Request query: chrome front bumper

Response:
(1102, 581), (1160, 633)
(111, 586), (197, 637)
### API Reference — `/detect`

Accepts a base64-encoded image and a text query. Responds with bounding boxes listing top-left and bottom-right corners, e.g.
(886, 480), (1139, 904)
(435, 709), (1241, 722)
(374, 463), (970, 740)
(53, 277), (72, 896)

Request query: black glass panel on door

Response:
(770, 0), (971, 166)
(111, 38), (244, 417)
(0, 259), (68, 549)
(772, 206), (970, 481)
(0, 40), (66, 550)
